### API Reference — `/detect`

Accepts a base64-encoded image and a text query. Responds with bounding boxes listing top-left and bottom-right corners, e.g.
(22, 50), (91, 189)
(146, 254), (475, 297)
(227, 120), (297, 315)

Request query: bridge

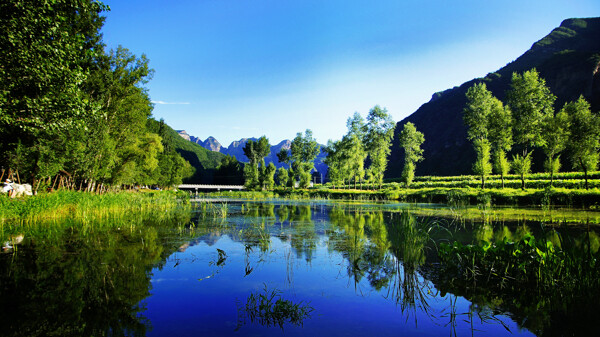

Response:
(178, 184), (245, 194)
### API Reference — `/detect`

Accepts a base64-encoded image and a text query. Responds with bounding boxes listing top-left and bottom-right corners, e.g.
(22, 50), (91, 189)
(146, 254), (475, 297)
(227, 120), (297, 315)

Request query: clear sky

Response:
(101, 0), (600, 147)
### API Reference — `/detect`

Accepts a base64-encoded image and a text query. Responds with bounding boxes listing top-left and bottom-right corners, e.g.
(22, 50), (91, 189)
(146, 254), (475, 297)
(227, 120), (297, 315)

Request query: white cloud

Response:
(151, 100), (191, 105)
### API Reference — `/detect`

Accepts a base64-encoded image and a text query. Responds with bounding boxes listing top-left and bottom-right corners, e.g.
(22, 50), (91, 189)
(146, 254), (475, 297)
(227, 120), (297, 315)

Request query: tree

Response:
(290, 130), (320, 188)
(487, 97), (513, 188)
(463, 83), (495, 188)
(275, 167), (289, 187)
(507, 69), (555, 153)
(364, 105), (396, 189)
(541, 108), (570, 185)
(243, 136), (274, 189)
(243, 136), (271, 190)
(398, 122), (424, 186)
(276, 148), (291, 169)
(511, 153), (532, 190)
(472, 139), (492, 189)
(0, 0), (108, 186)
(263, 163), (276, 190)
(506, 69), (555, 189)
(214, 155), (243, 185)
(567, 96), (600, 190)
(343, 113), (367, 189)
(324, 140), (348, 189)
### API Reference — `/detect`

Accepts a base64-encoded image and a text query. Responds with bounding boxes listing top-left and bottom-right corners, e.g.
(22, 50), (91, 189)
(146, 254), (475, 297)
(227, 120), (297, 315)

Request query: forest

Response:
(0, 1), (193, 193)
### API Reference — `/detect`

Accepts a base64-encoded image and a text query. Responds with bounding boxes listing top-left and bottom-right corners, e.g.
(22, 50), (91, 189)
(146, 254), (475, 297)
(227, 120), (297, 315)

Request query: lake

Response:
(1, 200), (598, 336)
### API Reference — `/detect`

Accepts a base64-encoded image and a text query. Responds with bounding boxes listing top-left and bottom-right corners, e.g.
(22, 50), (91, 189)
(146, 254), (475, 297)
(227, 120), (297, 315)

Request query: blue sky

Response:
(101, 0), (600, 147)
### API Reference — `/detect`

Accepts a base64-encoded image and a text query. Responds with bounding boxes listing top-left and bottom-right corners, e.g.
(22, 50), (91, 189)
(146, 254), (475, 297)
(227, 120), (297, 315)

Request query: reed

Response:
(236, 284), (314, 330)
(0, 190), (186, 223)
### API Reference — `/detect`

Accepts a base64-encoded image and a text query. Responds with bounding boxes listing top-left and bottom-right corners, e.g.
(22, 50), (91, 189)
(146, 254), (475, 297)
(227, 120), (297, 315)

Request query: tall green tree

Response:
(290, 130), (320, 188)
(507, 69), (556, 153)
(364, 105), (396, 189)
(0, 0), (108, 185)
(398, 122), (425, 187)
(343, 113), (367, 189)
(243, 136), (270, 190)
(567, 96), (600, 190)
(541, 109), (570, 185)
(463, 83), (495, 188)
(506, 69), (555, 188)
(275, 167), (289, 187)
(324, 139), (349, 189)
(487, 97), (513, 188)
(263, 162), (276, 190)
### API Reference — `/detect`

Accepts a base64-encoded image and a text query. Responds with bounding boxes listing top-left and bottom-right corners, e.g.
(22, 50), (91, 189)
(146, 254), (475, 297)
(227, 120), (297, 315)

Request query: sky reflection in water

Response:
(141, 202), (535, 336)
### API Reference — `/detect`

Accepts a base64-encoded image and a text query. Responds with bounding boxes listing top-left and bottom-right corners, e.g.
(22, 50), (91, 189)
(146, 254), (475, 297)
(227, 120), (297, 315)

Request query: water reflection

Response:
(2, 201), (598, 336)
(0, 210), (194, 337)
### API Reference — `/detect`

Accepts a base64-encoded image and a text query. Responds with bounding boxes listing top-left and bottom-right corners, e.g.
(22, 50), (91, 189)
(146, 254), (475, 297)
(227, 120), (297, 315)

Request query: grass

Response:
(236, 284), (314, 330)
(0, 189), (189, 223)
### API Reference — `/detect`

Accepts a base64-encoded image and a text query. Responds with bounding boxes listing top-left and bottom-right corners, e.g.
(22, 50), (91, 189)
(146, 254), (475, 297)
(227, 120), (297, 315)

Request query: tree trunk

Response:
(481, 175), (485, 189)
(521, 173), (525, 190)
(501, 173), (505, 189)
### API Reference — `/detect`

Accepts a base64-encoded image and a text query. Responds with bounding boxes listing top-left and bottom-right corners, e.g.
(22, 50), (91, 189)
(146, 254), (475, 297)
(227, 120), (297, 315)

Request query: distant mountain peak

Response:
(201, 136), (223, 152)
(176, 130), (191, 141)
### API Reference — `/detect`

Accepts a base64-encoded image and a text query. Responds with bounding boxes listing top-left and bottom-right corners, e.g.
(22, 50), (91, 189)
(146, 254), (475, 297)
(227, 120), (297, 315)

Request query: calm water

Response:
(1, 200), (598, 336)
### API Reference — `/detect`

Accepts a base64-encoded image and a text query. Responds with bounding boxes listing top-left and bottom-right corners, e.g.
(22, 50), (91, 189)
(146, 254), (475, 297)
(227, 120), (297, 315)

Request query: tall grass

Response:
(0, 190), (187, 223)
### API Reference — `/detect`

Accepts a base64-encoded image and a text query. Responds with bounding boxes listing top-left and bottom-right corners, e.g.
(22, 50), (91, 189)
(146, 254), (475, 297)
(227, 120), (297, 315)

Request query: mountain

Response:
(200, 136), (223, 152)
(386, 17), (600, 177)
(222, 138), (256, 161)
(177, 132), (328, 177)
(170, 129), (226, 183)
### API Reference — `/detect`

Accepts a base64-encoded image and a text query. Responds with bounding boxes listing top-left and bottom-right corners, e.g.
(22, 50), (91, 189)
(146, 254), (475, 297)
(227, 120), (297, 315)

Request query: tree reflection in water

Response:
(0, 210), (194, 337)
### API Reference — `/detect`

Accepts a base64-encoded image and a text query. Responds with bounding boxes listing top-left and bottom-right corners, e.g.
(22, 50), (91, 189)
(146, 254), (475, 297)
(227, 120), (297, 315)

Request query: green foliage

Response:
(323, 139), (348, 188)
(566, 96), (600, 189)
(507, 69), (556, 151)
(364, 105), (396, 189)
(238, 284), (314, 330)
(0, 190), (185, 223)
(290, 129), (320, 188)
(511, 153), (532, 190)
(472, 138), (492, 188)
(493, 150), (511, 186)
(214, 155), (243, 185)
(541, 108), (570, 182)
(463, 83), (492, 140)
(438, 233), (599, 293)
(275, 167), (289, 187)
(263, 163), (277, 190)
(243, 136), (271, 190)
(399, 122), (424, 186)
(0, 2), (210, 189)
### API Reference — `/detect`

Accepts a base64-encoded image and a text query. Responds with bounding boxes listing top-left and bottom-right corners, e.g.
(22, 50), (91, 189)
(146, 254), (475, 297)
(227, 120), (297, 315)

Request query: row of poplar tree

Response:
(324, 105), (425, 189)
(463, 68), (599, 189)
(0, 1), (193, 192)
(241, 130), (321, 190)
(241, 104), (427, 191)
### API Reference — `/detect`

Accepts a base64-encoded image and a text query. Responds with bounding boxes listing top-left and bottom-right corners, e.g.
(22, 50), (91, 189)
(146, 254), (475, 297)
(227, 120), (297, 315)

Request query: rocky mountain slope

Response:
(386, 17), (600, 177)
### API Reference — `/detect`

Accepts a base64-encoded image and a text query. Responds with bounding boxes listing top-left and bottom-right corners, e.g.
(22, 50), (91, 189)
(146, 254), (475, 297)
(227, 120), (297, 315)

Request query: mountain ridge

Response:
(176, 131), (328, 176)
(386, 17), (600, 177)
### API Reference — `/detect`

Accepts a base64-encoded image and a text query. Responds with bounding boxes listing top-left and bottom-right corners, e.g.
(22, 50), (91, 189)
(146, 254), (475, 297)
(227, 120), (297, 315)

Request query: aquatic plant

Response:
(236, 284), (314, 330)
(437, 231), (600, 291)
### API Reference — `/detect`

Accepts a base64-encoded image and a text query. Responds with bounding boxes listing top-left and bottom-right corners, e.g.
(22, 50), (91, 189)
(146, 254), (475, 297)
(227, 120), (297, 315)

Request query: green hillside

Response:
(387, 17), (600, 177)
(161, 122), (226, 183)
